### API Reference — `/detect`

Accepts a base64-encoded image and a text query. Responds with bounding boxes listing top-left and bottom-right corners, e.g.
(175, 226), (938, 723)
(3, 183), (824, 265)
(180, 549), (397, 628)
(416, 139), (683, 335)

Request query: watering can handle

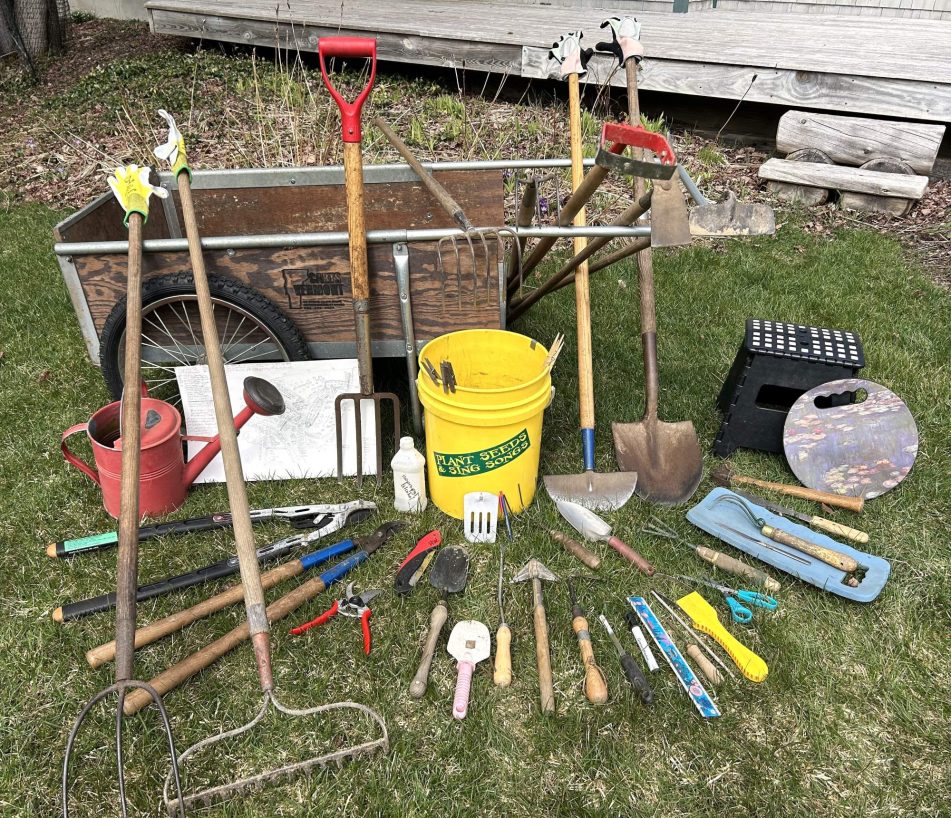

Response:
(61, 423), (100, 485)
(318, 37), (377, 143)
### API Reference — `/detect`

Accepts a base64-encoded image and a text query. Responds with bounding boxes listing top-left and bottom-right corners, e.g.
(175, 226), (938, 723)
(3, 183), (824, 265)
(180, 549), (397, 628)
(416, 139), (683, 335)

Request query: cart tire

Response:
(100, 272), (310, 402)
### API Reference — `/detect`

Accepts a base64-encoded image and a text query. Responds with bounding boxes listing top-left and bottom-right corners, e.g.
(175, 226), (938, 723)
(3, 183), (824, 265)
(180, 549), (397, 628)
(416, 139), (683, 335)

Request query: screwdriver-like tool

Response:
(642, 517), (780, 592)
(597, 614), (653, 705)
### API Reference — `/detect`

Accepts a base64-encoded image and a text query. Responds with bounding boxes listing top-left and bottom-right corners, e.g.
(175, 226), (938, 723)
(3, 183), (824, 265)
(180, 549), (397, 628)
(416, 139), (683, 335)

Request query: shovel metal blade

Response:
(543, 469), (638, 512)
(689, 192), (776, 237)
(612, 419), (703, 505)
(650, 176), (692, 248)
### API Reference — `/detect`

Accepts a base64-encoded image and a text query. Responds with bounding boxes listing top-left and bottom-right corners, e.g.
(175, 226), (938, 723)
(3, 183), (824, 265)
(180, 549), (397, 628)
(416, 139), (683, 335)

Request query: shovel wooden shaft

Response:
(179, 170), (273, 691)
(410, 600), (448, 698)
(532, 580), (555, 713)
(568, 73), (594, 436)
(506, 178), (538, 288)
(588, 237), (651, 275)
(123, 572), (330, 715)
(572, 615), (608, 704)
(86, 560), (304, 669)
(114, 211), (144, 684)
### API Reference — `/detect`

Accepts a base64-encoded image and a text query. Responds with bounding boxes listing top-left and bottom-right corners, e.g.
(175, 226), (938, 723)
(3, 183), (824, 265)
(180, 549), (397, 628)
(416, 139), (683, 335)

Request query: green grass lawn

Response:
(1, 198), (948, 818)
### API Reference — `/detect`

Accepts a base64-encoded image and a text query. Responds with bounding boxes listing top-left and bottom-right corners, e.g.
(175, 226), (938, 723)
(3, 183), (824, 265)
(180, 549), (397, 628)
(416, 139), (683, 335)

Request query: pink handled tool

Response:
(447, 620), (491, 720)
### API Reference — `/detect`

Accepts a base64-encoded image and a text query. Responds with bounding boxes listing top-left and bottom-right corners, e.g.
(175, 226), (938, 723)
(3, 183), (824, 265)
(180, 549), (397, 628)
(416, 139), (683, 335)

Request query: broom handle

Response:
(114, 211), (144, 684)
(178, 170), (273, 692)
(567, 73), (596, 464)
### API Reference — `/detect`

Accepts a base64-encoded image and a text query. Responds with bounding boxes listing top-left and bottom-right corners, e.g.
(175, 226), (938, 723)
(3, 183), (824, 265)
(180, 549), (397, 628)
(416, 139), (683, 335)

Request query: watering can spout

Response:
(183, 377), (285, 486)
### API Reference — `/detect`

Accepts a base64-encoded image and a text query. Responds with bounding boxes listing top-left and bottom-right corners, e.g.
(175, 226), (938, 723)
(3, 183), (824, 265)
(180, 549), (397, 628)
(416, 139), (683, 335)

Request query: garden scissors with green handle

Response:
(660, 573), (778, 623)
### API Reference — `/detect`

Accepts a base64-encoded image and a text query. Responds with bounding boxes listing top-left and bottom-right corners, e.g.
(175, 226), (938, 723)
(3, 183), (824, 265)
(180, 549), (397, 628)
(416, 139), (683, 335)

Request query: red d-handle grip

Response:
(61, 423), (100, 485)
(318, 36), (377, 143)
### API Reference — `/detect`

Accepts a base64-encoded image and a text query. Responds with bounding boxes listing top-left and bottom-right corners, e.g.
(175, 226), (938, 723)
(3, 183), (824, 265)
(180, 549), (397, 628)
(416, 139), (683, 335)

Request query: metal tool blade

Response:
(555, 499), (612, 542)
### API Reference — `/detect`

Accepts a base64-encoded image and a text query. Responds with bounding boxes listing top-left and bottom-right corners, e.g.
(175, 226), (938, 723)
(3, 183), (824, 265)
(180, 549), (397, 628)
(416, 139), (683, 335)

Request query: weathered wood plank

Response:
(522, 48), (951, 123)
(758, 158), (929, 197)
(777, 111), (945, 173)
(839, 157), (915, 214)
(145, 0), (951, 83)
(767, 147), (833, 206)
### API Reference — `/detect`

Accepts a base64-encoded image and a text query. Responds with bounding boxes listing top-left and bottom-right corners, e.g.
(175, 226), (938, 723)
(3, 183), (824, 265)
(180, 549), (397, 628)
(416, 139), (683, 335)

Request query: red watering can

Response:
(62, 376), (285, 519)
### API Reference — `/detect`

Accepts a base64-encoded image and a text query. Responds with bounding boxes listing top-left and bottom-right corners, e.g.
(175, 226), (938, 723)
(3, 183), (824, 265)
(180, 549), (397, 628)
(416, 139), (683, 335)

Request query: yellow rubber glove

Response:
(153, 108), (190, 179)
(107, 165), (167, 226)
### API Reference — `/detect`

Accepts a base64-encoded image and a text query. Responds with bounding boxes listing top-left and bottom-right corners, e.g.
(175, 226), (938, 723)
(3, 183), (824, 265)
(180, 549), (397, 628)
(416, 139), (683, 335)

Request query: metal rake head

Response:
(438, 226), (518, 309)
(162, 691), (388, 815)
(62, 679), (186, 818)
(334, 391), (401, 488)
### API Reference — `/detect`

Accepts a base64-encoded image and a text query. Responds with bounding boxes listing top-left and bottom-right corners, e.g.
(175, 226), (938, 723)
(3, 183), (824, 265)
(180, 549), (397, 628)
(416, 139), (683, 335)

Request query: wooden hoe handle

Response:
(533, 581), (555, 713)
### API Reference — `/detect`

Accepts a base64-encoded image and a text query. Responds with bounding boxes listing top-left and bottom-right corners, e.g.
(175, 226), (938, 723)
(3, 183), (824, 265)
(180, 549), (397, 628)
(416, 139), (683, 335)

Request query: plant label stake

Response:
(448, 620), (491, 720)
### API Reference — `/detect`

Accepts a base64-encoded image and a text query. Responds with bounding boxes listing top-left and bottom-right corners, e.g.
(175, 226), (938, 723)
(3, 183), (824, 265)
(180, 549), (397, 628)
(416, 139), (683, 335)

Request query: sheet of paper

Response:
(175, 360), (377, 483)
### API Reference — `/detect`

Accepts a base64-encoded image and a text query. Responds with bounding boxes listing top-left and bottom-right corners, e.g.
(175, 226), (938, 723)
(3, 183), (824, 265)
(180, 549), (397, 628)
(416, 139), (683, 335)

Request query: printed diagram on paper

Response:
(175, 360), (377, 482)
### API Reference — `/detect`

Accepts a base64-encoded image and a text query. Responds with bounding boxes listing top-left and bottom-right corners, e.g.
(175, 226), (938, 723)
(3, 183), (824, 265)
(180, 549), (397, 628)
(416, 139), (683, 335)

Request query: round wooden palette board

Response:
(783, 378), (918, 499)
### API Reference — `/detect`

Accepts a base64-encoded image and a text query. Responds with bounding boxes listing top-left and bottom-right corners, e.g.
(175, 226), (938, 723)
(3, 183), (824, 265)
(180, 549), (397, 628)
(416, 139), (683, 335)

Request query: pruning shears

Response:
(290, 582), (382, 653)
(659, 573), (778, 624)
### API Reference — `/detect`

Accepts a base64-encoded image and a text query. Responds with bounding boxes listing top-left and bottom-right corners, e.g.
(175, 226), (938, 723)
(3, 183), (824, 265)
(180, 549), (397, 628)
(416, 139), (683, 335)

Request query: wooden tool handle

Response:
(695, 546), (781, 593)
(691, 617), (768, 683)
(123, 573), (329, 714)
(409, 601), (448, 698)
(567, 73), (595, 432)
(114, 211), (144, 684)
(373, 117), (472, 231)
(606, 535), (655, 575)
(573, 616), (608, 705)
(86, 560), (304, 668)
(687, 644), (723, 686)
(179, 171), (274, 690)
(733, 475), (864, 513)
(494, 623), (512, 687)
(342, 141), (370, 302)
(533, 600), (555, 713)
(550, 530), (601, 569)
(808, 516), (869, 545)
(762, 524), (859, 573)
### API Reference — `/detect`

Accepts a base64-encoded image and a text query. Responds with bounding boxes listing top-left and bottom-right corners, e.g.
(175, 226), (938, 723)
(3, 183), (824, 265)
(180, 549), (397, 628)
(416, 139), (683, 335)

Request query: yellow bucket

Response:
(417, 330), (551, 520)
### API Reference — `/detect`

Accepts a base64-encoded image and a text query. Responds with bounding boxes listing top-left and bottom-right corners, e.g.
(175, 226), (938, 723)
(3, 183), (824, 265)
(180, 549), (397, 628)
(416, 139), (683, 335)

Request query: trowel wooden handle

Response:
(695, 546), (780, 593)
(808, 516), (869, 545)
(762, 525), (859, 573)
(533, 602), (555, 713)
(687, 644), (723, 686)
(410, 601), (448, 698)
(606, 536), (654, 575)
(573, 615), (608, 705)
(732, 475), (864, 513)
(550, 530), (600, 569)
(494, 623), (512, 687)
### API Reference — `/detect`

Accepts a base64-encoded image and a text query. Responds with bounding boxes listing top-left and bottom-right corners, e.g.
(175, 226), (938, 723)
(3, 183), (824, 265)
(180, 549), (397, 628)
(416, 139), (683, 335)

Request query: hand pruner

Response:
(290, 582), (381, 653)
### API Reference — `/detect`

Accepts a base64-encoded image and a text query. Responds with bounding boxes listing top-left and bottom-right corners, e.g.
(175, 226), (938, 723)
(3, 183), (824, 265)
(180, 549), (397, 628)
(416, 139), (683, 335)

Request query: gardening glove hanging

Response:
(596, 16), (644, 67)
(153, 108), (191, 179)
(549, 31), (592, 79)
(107, 164), (167, 226)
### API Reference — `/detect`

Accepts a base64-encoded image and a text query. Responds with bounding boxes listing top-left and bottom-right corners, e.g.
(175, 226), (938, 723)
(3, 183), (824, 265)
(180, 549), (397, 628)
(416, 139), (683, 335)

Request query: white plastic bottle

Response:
(391, 436), (428, 513)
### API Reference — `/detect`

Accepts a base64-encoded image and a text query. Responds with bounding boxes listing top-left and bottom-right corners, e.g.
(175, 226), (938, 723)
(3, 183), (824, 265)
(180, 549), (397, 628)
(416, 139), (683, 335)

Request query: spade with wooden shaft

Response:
(543, 31), (638, 512)
(512, 559), (559, 713)
(600, 28), (702, 506)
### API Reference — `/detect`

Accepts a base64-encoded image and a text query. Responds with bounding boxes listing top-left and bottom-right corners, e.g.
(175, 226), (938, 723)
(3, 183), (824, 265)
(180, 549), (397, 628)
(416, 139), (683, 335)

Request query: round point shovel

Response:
(607, 31), (702, 505)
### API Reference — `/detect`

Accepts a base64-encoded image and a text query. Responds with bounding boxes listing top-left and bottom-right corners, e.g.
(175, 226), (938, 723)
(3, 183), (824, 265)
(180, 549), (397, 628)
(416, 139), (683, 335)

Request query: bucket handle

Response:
(546, 386), (556, 409)
(61, 423), (100, 485)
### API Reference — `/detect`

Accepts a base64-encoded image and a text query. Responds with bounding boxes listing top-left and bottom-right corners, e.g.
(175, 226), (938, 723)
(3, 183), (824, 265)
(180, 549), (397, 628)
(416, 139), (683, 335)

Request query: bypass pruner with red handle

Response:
(290, 582), (381, 654)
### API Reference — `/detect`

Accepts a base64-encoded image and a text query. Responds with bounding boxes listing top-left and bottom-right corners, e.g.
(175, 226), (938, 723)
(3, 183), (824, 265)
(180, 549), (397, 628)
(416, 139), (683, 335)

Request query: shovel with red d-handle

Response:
(319, 36), (400, 487)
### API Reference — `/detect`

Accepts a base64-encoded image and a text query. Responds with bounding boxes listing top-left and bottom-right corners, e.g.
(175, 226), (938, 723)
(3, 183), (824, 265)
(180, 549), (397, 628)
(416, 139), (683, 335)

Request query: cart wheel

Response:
(100, 272), (310, 405)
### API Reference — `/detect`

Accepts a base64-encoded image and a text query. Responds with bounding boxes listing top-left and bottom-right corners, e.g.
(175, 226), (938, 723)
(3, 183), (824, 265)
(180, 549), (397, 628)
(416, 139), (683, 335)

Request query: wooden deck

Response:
(145, 0), (951, 123)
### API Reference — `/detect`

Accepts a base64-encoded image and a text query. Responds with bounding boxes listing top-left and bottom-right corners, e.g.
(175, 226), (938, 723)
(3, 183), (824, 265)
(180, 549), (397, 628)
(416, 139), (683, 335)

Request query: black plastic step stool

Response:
(713, 319), (864, 456)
